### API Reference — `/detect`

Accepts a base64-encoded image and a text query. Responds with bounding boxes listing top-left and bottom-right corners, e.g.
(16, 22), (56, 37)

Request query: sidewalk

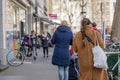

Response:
(0, 48), (58, 80)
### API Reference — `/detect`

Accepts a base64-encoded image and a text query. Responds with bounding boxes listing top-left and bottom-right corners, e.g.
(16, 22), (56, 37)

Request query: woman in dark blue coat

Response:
(51, 20), (73, 80)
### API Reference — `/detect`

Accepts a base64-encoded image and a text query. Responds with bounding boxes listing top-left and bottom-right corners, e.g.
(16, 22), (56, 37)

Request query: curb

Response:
(0, 65), (9, 72)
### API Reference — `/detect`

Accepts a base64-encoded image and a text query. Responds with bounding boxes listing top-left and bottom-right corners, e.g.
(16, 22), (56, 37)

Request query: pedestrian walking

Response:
(51, 20), (73, 80)
(41, 31), (50, 58)
(30, 30), (37, 60)
(73, 18), (108, 80)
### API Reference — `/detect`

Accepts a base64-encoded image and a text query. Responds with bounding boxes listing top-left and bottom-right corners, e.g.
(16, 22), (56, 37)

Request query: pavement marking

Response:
(23, 61), (32, 64)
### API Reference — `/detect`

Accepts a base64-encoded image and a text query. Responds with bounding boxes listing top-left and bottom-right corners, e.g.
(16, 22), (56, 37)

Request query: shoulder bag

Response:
(85, 32), (108, 69)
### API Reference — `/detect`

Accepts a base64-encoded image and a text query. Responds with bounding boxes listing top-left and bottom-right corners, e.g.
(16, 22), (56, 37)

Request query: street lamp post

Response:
(80, 0), (87, 18)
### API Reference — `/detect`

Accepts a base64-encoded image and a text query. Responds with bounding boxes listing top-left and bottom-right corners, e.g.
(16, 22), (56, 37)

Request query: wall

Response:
(0, 0), (7, 65)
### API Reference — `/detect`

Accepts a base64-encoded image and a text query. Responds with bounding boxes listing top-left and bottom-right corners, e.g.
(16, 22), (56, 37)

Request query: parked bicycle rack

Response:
(105, 52), (120, 77)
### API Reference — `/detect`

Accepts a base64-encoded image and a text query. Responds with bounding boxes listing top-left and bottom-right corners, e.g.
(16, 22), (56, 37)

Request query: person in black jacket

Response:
(41, 31), (50, 58)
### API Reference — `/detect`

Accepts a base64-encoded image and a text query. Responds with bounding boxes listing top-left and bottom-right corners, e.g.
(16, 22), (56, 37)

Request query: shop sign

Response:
(49, 14), (57, 19)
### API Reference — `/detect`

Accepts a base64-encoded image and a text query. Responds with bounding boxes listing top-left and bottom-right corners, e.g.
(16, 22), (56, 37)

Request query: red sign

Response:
(49, 14), (57, 19)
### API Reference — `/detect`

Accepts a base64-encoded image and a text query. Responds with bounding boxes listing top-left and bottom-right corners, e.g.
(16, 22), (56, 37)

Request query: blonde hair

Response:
(61, 20), (68, 26)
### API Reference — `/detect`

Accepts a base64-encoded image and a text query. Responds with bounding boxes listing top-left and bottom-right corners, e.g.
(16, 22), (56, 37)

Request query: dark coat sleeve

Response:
(70, 32), (73, 45)
(51, 31), (56, 44)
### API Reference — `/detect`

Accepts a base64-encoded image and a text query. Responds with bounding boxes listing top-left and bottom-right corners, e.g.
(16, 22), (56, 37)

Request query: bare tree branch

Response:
(61, 0), (82, 27)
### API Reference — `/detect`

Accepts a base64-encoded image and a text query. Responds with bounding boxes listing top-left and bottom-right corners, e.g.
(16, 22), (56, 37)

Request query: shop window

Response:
(5, 0), (26, 52)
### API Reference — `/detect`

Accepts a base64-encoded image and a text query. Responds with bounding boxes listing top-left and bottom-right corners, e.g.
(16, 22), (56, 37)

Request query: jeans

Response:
(32, 46), (37, 57)
(58, 66), (69, 80)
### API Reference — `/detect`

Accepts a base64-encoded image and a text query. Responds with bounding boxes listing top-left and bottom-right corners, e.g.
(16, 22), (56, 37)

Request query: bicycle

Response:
(105, 41), (120, 52)
(6, 38), (32, 67)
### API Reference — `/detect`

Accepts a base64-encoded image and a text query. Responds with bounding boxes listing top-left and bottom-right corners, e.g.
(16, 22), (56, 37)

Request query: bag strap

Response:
(85, 31), (98, 46)
(85, 35), (95, 46)
(85, 32), (98, 46)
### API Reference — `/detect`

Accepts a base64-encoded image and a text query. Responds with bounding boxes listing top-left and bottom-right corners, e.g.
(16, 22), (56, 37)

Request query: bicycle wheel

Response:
(7, 49), (25, 67)
(19, 46), (26, 54)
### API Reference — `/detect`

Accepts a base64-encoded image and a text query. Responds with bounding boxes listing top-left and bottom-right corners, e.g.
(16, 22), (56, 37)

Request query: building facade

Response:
(91, 0), (116, 32)
(0, 0), (49, 66)
(48, 0), (92, 33)
(0, 0), (32, 65)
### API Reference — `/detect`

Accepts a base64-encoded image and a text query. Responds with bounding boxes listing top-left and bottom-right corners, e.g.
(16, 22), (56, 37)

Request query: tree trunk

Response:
(112, 0), (120, 40)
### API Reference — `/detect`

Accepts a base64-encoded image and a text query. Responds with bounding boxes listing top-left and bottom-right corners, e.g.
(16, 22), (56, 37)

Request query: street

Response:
(0, 48), (58, 80)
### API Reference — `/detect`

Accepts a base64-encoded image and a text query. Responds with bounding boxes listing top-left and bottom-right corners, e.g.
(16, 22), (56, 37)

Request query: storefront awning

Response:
(39, 17), (60, 25)
(33, 13), (60, 25)
(38, 16), (53, 24)
(15, 0), (30, 7)
(39, 16), (60, 25)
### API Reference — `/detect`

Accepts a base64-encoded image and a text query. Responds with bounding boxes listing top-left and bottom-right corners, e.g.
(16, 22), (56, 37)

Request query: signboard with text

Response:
(49, 14), (57, 19)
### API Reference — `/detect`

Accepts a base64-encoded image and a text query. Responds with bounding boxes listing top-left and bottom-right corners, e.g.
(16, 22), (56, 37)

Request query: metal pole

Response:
(35, 0), (38, 34)
(100, 2), (106, 48)
(102, 20), (106, 47)
(36, 13), (37, 34)
(100, 2), (104, 36)
(80, 0), (87, 18)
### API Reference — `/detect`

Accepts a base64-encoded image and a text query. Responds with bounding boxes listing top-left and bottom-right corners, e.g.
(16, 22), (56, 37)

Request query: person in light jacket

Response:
(51, 20), (73, 80)
(73, 18), (108, 80)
